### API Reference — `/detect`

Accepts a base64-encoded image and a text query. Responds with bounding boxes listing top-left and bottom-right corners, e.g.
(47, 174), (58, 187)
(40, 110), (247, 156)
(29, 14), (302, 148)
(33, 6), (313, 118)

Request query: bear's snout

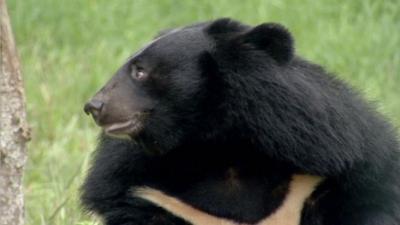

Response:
(84, 99), (104, 123)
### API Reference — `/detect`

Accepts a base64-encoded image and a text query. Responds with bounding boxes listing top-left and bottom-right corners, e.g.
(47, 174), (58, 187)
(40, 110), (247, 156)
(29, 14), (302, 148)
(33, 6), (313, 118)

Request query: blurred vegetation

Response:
(7, 0), (400, 224)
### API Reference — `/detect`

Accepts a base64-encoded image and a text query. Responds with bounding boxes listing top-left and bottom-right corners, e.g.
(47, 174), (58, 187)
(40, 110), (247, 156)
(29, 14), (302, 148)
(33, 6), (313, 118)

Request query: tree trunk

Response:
(0, 0), (30, 225)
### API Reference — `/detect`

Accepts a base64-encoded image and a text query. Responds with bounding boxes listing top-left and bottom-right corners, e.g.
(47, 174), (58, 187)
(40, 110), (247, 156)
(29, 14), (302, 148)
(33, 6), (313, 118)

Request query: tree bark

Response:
(0, 0), (30, 225)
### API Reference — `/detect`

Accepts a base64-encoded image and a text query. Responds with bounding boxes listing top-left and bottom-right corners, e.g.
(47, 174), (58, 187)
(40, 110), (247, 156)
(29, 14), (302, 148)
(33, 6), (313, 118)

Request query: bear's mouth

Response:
(103, 119), (143, 136)
(101, 113), (149, 138)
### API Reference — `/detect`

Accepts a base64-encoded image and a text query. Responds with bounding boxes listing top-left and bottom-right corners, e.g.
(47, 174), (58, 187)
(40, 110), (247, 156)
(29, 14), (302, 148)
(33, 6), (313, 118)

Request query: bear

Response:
(81, 18), (400, 225)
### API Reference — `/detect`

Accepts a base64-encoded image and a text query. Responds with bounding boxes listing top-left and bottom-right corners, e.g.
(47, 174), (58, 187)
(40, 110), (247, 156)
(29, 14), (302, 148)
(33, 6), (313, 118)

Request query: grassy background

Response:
(7, 0), (400, 224)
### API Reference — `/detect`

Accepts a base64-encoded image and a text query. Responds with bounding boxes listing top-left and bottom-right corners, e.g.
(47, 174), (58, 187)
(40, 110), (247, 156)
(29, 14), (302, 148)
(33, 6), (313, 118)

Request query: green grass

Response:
(7, 0), (400, 224)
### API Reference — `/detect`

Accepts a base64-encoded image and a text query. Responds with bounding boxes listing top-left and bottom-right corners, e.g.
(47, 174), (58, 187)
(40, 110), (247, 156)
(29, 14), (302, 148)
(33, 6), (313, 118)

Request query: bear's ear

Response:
(206, 18), (249, 35)
(241, 23), (294, 64)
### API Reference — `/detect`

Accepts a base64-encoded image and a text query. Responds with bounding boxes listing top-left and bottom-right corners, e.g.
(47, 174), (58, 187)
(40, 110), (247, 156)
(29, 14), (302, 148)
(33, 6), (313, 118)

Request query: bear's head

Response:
(84, 18), (294, 154)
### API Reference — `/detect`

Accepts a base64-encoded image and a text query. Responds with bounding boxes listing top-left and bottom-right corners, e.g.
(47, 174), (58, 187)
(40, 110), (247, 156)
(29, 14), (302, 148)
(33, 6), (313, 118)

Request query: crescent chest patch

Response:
(133, 174), (323, 225)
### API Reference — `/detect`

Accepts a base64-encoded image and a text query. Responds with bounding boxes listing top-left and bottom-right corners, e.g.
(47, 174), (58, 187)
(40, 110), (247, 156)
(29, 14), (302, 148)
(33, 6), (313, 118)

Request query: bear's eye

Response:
(131, 65), (148, 81)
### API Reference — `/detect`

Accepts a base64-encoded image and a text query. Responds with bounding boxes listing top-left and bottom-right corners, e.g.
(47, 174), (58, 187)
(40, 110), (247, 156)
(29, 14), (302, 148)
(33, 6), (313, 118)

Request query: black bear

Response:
(82, 18), (400, 225)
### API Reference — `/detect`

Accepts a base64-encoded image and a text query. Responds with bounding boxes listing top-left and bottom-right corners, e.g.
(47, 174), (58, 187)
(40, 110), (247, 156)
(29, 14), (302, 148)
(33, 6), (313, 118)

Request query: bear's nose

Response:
(84, 99), (104, 121)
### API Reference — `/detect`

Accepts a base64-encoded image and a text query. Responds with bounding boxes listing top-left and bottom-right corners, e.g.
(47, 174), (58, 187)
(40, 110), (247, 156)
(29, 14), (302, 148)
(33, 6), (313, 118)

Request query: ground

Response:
(7, 0), (400, 224)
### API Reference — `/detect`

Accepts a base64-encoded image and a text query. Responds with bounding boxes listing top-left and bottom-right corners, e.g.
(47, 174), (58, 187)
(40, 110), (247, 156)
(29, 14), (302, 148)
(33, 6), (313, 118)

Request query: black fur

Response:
(81, 18), (400, 225)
